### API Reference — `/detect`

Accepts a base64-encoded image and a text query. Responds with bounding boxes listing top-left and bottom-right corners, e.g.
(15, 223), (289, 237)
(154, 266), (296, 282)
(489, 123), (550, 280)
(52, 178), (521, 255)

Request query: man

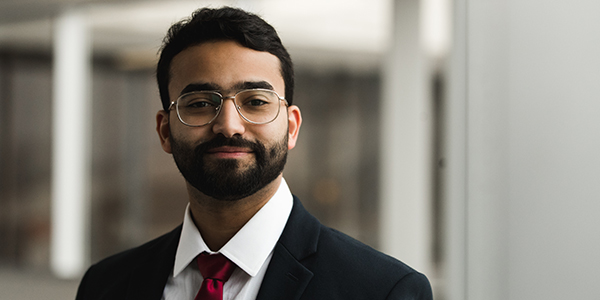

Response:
(76, 7), (432, 300)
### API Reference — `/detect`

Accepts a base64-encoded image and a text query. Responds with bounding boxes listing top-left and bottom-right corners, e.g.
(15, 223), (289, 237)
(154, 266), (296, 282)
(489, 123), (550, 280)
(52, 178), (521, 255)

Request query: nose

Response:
(211, 97), (246, 138)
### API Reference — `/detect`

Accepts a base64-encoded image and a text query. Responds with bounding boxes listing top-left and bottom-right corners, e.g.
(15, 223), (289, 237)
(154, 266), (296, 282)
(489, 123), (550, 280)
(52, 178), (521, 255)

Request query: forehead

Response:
(168, 40), (284, 97)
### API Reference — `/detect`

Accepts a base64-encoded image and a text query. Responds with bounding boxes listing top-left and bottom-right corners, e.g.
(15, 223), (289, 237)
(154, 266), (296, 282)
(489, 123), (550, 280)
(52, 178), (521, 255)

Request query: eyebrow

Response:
(233, 81), (274, 91)
(180, 83), (220, 95)
(179, 81), (275, 96)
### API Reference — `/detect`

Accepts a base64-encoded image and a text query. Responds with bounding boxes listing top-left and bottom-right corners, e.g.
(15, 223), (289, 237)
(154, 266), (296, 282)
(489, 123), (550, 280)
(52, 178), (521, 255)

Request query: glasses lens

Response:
(176, 92), (221, 126)
(235, 90), (281, 124)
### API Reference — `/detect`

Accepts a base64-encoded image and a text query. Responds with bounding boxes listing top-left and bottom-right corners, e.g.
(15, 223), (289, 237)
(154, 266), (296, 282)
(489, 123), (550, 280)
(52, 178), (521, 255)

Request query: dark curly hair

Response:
(156, 6), (294, 111)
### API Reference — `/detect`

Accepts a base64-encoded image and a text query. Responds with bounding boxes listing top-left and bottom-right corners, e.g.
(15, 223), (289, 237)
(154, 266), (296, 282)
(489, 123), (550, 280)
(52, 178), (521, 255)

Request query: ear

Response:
(156, 110), (173, 154)
(287, 105), (302, 150)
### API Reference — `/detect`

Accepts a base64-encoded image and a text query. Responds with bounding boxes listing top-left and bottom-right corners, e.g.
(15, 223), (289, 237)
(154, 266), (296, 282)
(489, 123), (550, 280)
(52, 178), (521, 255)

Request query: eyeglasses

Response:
(169, 88), (289, 127)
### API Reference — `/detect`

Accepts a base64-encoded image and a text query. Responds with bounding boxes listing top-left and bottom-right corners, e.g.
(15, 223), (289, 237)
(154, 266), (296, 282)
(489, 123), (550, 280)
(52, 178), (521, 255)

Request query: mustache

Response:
(194, 135), (262, 153)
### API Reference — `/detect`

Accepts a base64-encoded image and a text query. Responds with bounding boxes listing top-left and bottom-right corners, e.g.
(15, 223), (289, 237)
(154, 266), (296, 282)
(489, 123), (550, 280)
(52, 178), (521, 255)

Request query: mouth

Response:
(206, 146), (253, 159)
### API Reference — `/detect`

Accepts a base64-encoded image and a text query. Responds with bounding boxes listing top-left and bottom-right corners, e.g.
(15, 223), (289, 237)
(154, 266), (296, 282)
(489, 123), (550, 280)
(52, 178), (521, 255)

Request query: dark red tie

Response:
(195, 252), (236, 300)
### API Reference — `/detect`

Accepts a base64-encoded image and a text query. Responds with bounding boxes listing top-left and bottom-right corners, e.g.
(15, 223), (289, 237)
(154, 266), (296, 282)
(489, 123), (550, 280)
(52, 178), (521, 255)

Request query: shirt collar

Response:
(173, 178), (293, 277)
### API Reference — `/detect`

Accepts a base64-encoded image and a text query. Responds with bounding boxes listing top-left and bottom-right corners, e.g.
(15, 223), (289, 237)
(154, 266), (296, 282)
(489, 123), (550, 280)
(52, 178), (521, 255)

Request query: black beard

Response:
(170, 133), (288, 201)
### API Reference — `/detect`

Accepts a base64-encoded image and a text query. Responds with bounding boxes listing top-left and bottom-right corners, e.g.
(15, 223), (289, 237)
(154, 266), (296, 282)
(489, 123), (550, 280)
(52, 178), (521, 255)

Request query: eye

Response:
(237, 90), (275, 108)
(247, 99), (268, 106)
(179, 92), (221, 110)
(187, 100), (215, 108)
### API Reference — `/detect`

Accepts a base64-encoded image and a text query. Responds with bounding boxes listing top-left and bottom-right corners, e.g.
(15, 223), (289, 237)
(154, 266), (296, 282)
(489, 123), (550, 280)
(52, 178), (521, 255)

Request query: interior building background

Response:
(2, 0), (600, 300)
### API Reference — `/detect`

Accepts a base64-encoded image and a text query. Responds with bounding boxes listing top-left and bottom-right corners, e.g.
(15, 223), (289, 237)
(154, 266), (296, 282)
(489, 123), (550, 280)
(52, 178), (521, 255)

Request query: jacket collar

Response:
(256, 196), (320, 300)
(119, 195), (320, 300)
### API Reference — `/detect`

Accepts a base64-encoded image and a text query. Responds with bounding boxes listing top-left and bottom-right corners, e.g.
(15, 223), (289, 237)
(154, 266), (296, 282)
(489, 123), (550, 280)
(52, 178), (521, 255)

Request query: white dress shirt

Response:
(162, 179), (293, 300)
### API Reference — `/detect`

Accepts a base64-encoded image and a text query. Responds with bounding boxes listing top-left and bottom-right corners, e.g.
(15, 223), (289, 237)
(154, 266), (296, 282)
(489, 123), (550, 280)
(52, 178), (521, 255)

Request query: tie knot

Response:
(196, 252), (235, 282)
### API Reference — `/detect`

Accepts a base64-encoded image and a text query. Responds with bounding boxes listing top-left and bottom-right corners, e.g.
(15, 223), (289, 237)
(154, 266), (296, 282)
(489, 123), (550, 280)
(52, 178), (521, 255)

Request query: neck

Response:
(187, 176), (282, 251)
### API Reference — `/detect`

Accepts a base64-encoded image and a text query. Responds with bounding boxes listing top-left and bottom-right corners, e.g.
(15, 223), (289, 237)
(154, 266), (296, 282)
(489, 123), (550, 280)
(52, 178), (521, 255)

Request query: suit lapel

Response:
(256, 196), (321, 300)
(125, 226), (181, 300)
(255, 243), (313, 300)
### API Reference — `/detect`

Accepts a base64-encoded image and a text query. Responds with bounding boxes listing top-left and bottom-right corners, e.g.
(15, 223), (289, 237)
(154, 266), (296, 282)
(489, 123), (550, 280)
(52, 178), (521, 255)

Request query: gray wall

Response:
(446, 0), (600, 299)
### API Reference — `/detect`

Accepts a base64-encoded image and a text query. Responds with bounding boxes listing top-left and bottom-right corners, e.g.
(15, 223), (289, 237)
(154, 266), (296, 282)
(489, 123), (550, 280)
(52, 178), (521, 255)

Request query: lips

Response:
(206, 146), (253, 158)
(207, 146), (252, 153)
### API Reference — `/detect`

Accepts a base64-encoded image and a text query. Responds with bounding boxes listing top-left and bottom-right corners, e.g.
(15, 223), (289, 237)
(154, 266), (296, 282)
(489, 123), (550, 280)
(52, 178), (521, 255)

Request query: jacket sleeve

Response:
(385, 271), (433, 300)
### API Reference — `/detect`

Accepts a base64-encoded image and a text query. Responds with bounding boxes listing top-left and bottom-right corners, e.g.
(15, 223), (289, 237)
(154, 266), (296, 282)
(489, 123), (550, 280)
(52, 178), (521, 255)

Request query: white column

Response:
(379, 0), (432, 275)
(50, 8), (92, 279)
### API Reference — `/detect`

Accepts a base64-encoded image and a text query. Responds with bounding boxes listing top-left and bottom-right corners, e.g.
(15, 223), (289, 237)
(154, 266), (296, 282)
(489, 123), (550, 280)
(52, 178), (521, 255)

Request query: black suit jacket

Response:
(76, 196), (432, 299)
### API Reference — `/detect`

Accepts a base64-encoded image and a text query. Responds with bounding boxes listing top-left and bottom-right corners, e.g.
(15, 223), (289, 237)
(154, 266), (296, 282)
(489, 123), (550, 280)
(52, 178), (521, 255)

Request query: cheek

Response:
(170, 124), (213, 147)
(267, 125), (290, 154)
(255, 121), (288, 145)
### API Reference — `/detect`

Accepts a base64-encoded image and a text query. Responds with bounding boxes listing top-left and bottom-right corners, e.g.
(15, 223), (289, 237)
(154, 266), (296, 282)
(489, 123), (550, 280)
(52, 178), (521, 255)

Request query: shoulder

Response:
(315, 225), (431, 297)
(317, 225), (415, 275)
(283, 197), (432, 299)
(324, 225), (432, 284)
(76, 226), (181, 300)
(87, 225), (180, 275)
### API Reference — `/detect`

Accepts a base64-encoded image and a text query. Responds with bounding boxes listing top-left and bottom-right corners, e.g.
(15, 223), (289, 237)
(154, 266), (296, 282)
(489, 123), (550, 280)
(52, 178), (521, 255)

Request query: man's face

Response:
(157, 40), (301, 201)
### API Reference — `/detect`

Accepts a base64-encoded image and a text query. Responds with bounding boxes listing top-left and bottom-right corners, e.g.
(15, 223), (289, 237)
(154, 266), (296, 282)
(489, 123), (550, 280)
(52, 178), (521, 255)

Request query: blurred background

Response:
(1, 0), (599, 299)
